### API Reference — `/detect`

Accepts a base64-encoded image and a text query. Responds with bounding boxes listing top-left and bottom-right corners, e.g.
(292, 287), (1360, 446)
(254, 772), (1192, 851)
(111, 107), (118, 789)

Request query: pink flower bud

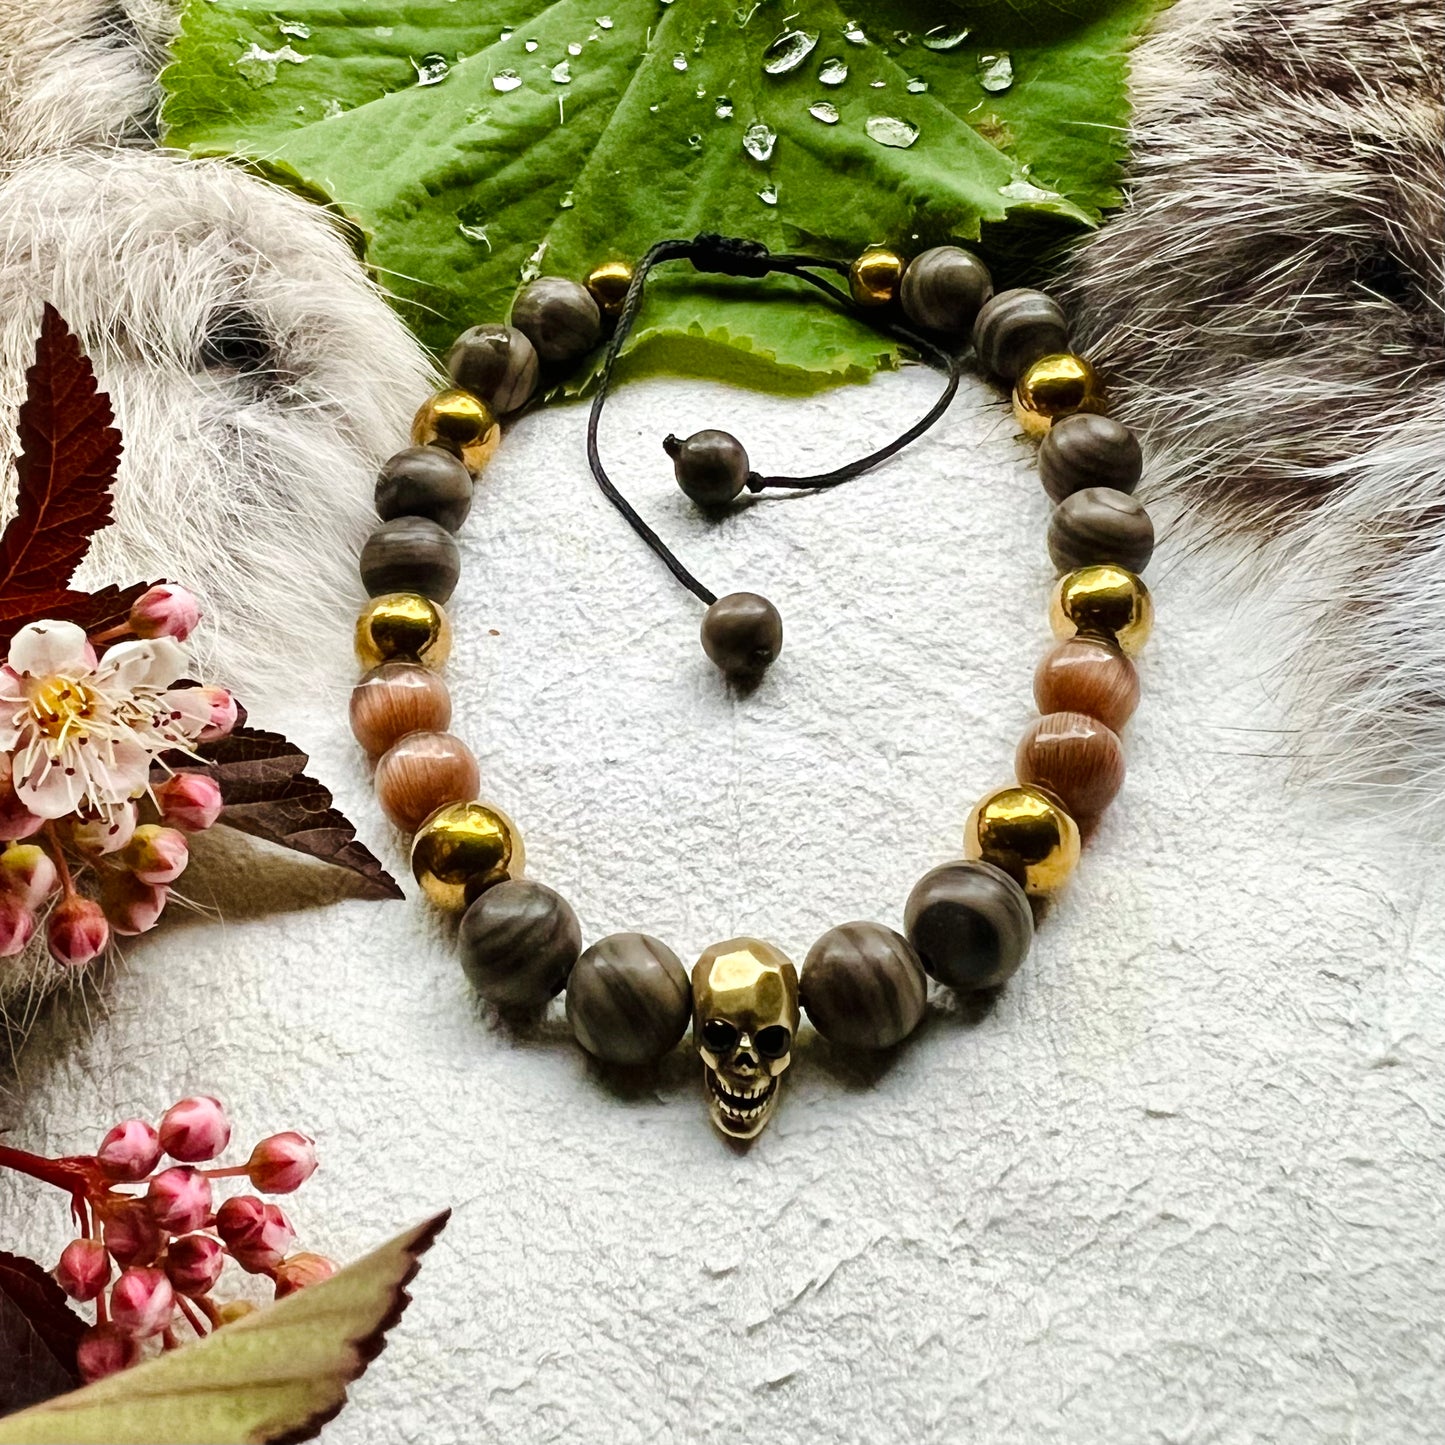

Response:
(69, 803), (138, 857)
(164, 1233), (224, 1297)
(129, 585), (201, 643)
(47, 896), (110, 967)
(272, 1251), (337, 1299)
(103, 1198), (163, 1269)
(215, 1196), (295, 1274)
(246, 1132), (317, 1194)
(159, 1095), (231, 1163)
(76, 1322), (141, 1382)
(197, 687), (238, 743)
(101, 874), (169, 938)
(96, 1119), (161, 1182)
(0, 843), (58, 907)
(55, 1238), (111, 1302)
(110, 1266), (174, 1338)
(146, 1165), (212, 1234)
(0, 896), (35, 958)
(123, 825), (189, 886)
(154, 773), (224, 833)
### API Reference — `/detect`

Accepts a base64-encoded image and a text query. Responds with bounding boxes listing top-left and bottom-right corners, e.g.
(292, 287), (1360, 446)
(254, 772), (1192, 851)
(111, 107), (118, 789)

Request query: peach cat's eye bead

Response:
(375, 731), (480, 833)
(410, 801), (524, 910)
(350, 663), (453, 761)
(1033, 636), (1140, 734)
(411, 388), (501, 476)
(355, 593), (452, 671)
(1050, 565), (1153, 657)
(1016, 712), (1125, 821)
(964, 784), (1080, 896)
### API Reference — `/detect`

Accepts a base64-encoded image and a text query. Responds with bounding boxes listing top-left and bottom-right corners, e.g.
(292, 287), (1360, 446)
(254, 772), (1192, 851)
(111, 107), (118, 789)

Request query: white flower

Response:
(0, 620), (213, 821)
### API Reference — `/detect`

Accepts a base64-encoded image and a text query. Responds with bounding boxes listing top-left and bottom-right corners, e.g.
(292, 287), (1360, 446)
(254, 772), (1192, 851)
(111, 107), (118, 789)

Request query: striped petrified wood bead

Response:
(1047, 487), (1155, 574)
(800, 921), (928, 1050)
(904, 860), (1034, 991)
(565, 932), (692, 1066)
(459, 879), (581, 1009)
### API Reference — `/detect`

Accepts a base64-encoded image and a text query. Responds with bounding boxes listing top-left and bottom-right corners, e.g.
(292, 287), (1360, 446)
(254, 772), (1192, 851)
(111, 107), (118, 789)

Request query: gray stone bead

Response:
(904, 860), (1033, 992)
(566, 932), (691, 1065)
(700, 592), (783, 678)
(972, 288), (1068, 382)
(510, 277), (601, 363)
(900, 247), (994, 337)
(459, 879), (582, 1010)
(359, 516), (461, 602)
(446, 324), (538, 415)
(1048, 487), (1155, 574)
(801, 921), (928, 1050)
(1039, 413), (1143, 504)
(374, 446), (473, 533)
(666, 429), (749, 507)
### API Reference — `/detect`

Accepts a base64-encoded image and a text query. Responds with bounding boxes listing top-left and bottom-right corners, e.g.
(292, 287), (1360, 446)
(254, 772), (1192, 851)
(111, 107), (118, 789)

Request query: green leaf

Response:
(162, 0), (1162, 392)
(0, 1212), (449, 1445)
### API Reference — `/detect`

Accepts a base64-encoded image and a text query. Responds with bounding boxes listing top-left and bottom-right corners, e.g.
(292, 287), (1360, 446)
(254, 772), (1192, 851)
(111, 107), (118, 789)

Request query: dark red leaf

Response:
(0, 580), (158, 657)
(0, 1249), (83, 1417)
(0, 306), (122, 622)
(178, 726), (402, 901)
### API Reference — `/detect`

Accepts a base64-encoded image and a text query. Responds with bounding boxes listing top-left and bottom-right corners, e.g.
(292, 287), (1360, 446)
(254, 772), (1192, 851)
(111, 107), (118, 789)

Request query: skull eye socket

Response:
(702, 1019), (739, 1053)
(754, 1025), (792, 1059)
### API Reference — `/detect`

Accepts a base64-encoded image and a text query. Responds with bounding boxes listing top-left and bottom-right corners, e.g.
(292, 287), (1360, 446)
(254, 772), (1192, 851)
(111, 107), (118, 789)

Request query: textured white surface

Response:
(4, 369), (1445, 1444)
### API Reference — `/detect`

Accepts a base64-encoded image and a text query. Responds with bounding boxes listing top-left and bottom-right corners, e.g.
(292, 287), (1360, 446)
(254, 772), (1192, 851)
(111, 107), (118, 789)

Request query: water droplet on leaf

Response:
(818, 57), (848, 86)
(762, 29), (819, 75)
(323, 97), (344, 118)
(277, 20), (310, 39)
(411, 54), (449, 86)
(922, 25), (970, 51)
(568, 42), (582, 56)
(233, 42), (308, 88)
(458, 222), (491, 248)
(999, 177), (1061, 202)
(843, 21), (867, 46)
(906, 76), (928, 93)
(978, 53), (1014, 92)
(869, 79), (885, 88)
(500, 28), (514, 42)
(758, 184), (779, 205)
(525, 39), (539, 52)
(551, 59), (572, 83)
(520, 239), (549, 282)
(493, 69), (522, 92)
(560, 189), (575, 208)
(673, 52), (688, 71)
(597, 14), (614, 28)
(808, 101), (839, 124)
(866, 115), (918, 148)
(715, 96), (734, 119)
(742, 122), (776, 161)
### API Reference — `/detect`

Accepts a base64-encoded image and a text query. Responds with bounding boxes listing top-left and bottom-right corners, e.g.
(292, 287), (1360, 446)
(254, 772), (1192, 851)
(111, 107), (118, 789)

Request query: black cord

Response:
(584, 233), (963, 607)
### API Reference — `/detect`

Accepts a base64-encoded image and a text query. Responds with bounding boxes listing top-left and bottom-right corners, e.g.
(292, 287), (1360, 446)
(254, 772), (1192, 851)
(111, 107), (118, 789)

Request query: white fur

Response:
(0, 0), (436, 1012)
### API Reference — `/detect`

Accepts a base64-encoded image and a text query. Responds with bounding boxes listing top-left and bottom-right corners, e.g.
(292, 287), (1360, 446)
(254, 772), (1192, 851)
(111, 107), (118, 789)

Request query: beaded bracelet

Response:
(348, 236), (1155, 1140)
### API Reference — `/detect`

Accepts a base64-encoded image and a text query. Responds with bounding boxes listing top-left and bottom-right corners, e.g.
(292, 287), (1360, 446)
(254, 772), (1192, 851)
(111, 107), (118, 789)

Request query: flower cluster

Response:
(0, 586), (235, 967)
(0, 1096), (328, 1382)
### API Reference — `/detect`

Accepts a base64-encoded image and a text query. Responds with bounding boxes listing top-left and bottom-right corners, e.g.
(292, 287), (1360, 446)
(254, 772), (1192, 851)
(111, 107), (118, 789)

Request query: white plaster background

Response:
(3, 368), (1444, 1444)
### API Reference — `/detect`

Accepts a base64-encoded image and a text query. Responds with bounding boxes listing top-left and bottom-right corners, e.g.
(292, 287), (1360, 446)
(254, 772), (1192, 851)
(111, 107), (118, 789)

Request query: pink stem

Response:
(176, 1295), (208, 1338)
(199, 1165), (249, 1180)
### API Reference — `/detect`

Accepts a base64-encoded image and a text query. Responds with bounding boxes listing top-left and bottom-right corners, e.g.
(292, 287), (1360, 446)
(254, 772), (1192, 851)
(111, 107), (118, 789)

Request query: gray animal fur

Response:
(1064, 0), (1445, 801)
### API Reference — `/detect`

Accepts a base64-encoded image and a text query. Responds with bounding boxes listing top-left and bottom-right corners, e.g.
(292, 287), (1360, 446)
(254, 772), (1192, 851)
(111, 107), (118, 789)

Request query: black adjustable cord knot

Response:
(689, 233), (772, 279)
(745, 471), (768, 494)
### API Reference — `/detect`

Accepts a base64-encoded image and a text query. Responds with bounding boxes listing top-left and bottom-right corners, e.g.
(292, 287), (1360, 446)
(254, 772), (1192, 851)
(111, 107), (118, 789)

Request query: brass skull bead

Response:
(691, 938), (799, 1140)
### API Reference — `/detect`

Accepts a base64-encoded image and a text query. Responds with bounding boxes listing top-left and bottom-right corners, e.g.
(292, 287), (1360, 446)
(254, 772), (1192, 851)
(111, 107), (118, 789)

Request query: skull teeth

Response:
(707, 1073), (776, 1115)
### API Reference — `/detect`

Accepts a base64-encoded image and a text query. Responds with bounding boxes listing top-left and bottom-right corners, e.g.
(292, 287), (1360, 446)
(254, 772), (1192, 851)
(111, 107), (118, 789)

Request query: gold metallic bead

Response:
(964, 784), (1081, 896)
(1050, 564), (1153, 657)
(848, 247), (905, 307)
(410, 387), (501, 476)
(584, 259), (634, 319)
(410, 800), (525, 910)
(355, 593), (453, 671)
(1012, 353), (1106, 439)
